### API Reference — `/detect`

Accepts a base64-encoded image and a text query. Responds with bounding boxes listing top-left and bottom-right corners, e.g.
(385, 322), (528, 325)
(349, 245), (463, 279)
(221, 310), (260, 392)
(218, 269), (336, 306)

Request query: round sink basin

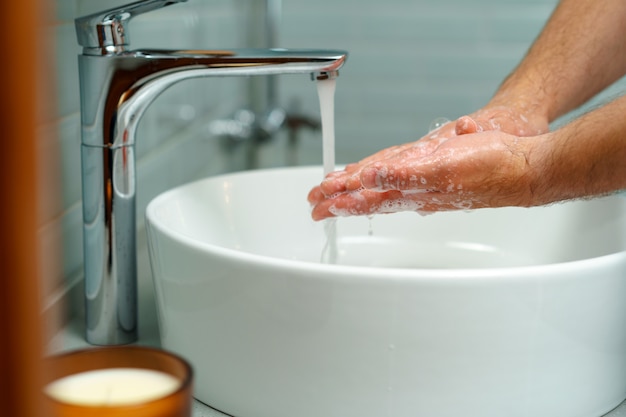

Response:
(146, 166), (626, 417)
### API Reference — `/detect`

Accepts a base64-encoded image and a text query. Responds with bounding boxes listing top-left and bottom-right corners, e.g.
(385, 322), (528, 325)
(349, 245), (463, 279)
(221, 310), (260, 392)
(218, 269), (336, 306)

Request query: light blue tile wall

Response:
(41, 0), (626, 311)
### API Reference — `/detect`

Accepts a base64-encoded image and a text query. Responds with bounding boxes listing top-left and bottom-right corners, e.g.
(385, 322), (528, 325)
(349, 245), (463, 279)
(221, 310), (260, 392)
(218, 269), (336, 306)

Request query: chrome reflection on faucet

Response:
(75, 0), (347, 345)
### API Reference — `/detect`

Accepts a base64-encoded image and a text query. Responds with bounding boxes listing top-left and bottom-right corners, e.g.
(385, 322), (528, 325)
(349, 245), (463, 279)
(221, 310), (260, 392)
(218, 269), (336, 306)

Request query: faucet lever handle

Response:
(75, 0), (188, 55)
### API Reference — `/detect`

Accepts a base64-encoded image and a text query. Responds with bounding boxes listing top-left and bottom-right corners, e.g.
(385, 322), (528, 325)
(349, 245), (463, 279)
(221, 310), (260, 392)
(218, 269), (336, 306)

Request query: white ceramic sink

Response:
(146, 166), (626, 417)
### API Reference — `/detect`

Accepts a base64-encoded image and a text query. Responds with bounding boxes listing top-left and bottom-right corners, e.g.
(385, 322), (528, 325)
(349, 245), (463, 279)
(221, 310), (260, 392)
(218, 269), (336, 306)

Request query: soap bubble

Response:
(428, 117), (450, 133)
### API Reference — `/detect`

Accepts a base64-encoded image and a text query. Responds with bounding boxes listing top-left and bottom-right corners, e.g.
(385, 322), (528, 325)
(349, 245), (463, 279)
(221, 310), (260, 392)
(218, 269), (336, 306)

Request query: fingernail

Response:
(359, 166), (380, 189)
(455, 116), (479, 135)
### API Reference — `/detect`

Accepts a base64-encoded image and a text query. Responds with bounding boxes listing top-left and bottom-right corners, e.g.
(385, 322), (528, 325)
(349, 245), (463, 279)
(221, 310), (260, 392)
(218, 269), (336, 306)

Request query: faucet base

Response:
(82, 144), (138, 345)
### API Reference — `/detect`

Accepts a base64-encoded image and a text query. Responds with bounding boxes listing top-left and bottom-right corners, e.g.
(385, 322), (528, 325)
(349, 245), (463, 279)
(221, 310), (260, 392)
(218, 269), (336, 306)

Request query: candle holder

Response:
(44, 346), (193, 417)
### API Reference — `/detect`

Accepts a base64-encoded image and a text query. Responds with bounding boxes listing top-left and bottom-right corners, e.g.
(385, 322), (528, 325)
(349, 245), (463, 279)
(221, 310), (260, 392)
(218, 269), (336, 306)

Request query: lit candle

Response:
(44, 346), (193, 417)
(45, 367), (181, 406)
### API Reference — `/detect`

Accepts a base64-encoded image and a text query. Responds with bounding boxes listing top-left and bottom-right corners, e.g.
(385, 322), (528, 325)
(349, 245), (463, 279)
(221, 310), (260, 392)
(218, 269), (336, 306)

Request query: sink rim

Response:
(145, 166), (626, 281)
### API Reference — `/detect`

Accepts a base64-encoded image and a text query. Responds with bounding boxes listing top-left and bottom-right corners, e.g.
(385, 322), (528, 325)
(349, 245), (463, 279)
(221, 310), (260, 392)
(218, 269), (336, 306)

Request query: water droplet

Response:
(367, 214), (375, 236)
(428, 117), (450, 133)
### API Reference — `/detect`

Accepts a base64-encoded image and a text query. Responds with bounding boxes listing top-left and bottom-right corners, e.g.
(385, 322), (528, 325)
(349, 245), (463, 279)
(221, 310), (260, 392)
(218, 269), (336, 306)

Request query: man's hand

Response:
(308, 129), (540, 220)
(308, 106), (547, 220)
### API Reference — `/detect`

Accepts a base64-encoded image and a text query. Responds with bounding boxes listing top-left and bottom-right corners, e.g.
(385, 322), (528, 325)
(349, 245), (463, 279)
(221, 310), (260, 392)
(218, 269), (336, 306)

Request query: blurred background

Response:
(40, 0), (626, 340)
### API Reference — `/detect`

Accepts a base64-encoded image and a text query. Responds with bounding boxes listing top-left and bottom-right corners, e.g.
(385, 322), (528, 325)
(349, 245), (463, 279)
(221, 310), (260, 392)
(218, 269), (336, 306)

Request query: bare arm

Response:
(489, 0), (626, 124)
(308, 0), (626, 220)
(309, 95), (626, 220)
(530, 94), (626, 204)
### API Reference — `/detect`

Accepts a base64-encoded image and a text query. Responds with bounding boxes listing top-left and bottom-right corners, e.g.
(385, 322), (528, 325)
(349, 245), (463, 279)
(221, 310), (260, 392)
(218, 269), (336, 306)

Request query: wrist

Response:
(523, 132), (561, 207)
(524, 124), (613, 207)
(465, 99), (550, 138)
(486, 86), (551, 128)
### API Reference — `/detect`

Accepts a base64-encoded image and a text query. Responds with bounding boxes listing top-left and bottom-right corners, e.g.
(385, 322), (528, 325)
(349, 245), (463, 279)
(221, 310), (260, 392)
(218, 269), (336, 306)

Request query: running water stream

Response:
(317, 78), (338, 264)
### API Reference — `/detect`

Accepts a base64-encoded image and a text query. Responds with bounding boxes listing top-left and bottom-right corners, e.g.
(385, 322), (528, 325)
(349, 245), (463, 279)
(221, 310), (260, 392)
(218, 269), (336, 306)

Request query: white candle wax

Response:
(45, 367), (180, 406)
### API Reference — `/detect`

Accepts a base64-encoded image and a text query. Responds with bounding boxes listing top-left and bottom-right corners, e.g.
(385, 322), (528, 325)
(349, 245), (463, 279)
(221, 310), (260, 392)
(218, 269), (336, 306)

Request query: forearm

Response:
(530, 94), (626, 204)
(489, 0), (626, 123)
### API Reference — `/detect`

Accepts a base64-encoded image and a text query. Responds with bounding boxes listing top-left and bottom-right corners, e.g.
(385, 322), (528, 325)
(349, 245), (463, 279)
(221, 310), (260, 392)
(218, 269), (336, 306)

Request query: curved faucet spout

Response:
(81, 48), (347, 148)
(79, 47), (348, 345)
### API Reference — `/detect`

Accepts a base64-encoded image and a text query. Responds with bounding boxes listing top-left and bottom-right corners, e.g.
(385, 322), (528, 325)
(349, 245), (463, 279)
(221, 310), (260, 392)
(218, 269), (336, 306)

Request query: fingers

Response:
(311, 189), (427, 221)
(307, 107), (545, 221)
(313, 119), (471, 204)
(307, 185), (324, 205)
(317, 171), (349, 197)
(315, 124), (458, 200)
(358, 139), (451, 192)
(456, 114), (507, 135)
(311, 189), (393, 220)
(359, 163), (426, 191)
(309, 115), (476, 217)
(317, 144), (413, 197)
(462, 107), (550, 137)
(360, 160), (448, 193)
(310, 187), (486, 221)
(455, 116), (482, 135)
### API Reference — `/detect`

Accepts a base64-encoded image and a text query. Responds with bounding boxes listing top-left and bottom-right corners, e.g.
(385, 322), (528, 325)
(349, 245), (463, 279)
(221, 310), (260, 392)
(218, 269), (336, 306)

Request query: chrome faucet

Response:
(76, 0), (347, 345)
